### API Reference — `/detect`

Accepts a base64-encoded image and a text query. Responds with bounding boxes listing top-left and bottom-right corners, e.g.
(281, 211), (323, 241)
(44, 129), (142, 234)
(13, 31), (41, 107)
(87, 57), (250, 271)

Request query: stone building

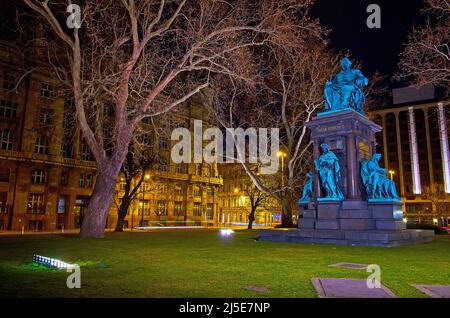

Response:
(217, 163), (281, 226)
(0, 40), (96, 231)
(371, 86), (450, 225)
(108, 100), (223, 229)
(0, 39), (227, 231)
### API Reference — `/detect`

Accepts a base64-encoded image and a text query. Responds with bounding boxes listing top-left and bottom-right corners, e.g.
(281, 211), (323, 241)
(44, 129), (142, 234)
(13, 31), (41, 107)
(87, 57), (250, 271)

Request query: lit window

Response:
(27, 194), (44, 214)
(193, 186), (201, 197)
(174, 201), (183, 216)
(175, 186), (183, 196)
(156, 200), (167, 216)
(206, 203), (213, 219)
(57, 197), (66, 214)
(193, 202), (202, 216)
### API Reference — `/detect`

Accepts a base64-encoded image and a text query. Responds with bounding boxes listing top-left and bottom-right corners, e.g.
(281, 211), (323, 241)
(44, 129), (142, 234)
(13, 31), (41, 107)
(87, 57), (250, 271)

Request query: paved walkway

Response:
(413, 284), (450, 298)
(312, 278), (397, 298)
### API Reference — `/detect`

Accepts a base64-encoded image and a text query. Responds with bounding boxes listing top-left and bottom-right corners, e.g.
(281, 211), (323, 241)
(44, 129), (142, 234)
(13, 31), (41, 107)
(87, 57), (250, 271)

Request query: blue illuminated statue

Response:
(314, 144), (344, 200)
(299, 172), (314, 203)
(324, 57), (368, 114)
(361, 153), (400, 200)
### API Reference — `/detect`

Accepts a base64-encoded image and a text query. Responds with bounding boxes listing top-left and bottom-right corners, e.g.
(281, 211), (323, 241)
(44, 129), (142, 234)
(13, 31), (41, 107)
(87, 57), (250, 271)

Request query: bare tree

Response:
(213, 31), (341, 226)
(421, 183), (448, 226)
(113, 143), (153, 232)
(22, 0), (290, 237)
(241, 176), (275, 229)
(397, 0), (450, 89)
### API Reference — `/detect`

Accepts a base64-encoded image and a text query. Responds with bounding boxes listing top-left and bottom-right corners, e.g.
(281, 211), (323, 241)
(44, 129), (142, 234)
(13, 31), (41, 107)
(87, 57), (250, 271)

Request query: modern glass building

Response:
(371, 86), (450, 225)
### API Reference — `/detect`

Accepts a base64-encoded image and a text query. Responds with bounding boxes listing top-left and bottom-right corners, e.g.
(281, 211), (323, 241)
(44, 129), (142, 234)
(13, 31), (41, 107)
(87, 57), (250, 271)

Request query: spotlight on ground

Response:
(219, 229), (234, 237)
(32, 255), (74, 269)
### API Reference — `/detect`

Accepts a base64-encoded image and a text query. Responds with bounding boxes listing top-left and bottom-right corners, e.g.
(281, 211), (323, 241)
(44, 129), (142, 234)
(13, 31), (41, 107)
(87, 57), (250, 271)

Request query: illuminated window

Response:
(175, 186), (183, 196)
(174, 201), (183, 216)
(193, 186), (201, 197)
(27, 193), (45, 214)
(206, 203), (213, 219)
(193, 202), (202, 216)
(57, 197), (66, 214)
(156, 200), (167, 216)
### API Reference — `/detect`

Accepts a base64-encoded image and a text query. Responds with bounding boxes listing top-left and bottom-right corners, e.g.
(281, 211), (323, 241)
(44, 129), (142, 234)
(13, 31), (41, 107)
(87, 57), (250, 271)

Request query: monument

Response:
(259, 58), (434, 247)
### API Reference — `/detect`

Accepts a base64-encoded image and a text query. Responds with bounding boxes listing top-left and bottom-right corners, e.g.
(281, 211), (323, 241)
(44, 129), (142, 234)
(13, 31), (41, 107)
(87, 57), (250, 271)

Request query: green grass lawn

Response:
(0, 229), (449, 298)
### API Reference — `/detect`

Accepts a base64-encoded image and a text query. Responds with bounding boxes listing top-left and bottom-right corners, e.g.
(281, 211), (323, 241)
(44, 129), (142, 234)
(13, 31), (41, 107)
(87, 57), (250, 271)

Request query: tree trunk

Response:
(80, 170), (118, 238)
(247, 207), (256, 229)
(114, 197), (133, 232)
(281, 199), (293, 227)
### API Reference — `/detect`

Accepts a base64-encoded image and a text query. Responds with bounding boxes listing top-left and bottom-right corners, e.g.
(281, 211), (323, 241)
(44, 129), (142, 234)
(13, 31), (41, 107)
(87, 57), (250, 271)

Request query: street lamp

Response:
(140, 173), (150, 226)
(277, 150), (287, 225)
(388, 170), (395, 181)
(277, 151), (287, 188)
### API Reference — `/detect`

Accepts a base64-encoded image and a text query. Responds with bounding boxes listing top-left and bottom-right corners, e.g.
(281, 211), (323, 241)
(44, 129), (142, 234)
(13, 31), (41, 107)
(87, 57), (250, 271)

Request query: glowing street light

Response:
(388, 170), (395, 181)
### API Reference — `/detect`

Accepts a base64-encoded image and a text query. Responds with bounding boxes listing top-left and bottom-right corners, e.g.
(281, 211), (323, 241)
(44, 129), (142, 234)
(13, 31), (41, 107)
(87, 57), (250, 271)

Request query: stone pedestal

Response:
(259, 109), (434, 247)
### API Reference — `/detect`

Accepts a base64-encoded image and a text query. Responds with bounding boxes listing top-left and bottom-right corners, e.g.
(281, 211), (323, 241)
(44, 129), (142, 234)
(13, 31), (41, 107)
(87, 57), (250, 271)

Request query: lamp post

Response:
(277, 151), (287, 224)
(140, 173), (150, 226)
(277, 151), (287, 189)
(389, 170), (395, 181)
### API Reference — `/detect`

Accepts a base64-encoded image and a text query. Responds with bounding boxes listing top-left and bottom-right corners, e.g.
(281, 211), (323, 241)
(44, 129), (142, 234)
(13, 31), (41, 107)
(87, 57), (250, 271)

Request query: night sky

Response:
(311, 0), (425, 79)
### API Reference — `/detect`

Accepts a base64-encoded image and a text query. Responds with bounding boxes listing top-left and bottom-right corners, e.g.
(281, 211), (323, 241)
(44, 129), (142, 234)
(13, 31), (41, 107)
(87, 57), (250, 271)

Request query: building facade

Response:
(0, 40), (226, 231)
(371, 98), (450, 225)
(108, 100), (223, 229)
(0, 40), (96, 231)
(217, 163), (281, 226)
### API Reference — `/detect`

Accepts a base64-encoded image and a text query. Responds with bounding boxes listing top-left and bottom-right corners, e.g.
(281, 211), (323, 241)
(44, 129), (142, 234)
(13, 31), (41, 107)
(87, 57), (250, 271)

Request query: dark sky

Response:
(311, 0), (425, 78)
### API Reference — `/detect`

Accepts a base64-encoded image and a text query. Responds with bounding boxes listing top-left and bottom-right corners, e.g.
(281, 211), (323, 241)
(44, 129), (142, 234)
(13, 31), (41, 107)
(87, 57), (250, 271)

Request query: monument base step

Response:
(257, 228), (434, 247)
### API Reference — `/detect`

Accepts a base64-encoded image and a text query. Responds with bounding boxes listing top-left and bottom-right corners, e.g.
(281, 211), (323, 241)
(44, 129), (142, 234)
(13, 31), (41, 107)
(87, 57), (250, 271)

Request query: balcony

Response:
(189, 174), (223, 185)
(0, 149), (96, 169)
(27, 203), (45, 214)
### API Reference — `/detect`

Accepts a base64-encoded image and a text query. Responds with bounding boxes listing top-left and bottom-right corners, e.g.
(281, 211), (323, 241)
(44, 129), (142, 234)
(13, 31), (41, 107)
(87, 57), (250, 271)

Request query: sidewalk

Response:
(0, 225), (275, 236)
